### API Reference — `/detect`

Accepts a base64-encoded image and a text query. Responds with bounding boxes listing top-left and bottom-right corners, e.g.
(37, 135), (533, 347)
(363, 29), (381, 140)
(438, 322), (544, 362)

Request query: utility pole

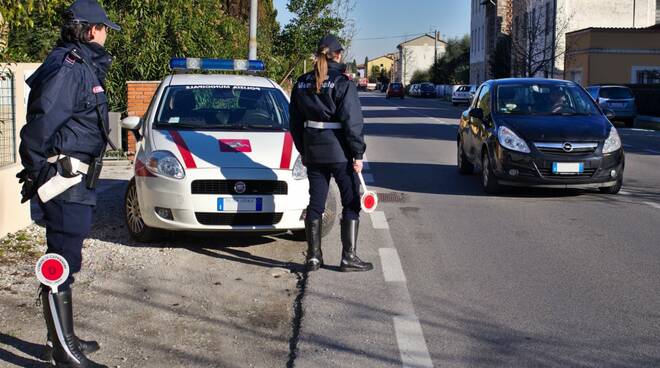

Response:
(434, 30), (438, 62)
(249, 0), (258, 60)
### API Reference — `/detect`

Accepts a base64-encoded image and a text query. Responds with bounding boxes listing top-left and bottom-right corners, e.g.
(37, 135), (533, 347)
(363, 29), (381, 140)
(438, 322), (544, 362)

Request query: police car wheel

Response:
(291, 185), (337, 241)
(125, 178), (160, 242)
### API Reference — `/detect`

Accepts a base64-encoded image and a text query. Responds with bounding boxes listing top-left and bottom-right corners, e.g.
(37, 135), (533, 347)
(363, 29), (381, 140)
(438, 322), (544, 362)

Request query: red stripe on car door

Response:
(169, 130), (197, 169)
(279, 132), (294, 169)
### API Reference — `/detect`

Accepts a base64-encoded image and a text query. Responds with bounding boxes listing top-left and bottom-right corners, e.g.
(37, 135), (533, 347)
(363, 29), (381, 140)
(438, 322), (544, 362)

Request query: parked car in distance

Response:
(358, 78), (369, 91)
(452, 85), (477, 105)
(386, 82), (405, 99)
(586, 85), (637, 127)
(408, 84), (420, 97)
(367, 82), (378, 91)
(458, 78), (624, 195)
(419, 83), (436, 98)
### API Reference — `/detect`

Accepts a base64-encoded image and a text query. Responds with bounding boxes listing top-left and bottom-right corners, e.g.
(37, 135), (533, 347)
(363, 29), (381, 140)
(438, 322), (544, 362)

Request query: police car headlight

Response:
(146, 151), (186, 179)
(603, 127), (622, 154)
(292, 155), (307, 180)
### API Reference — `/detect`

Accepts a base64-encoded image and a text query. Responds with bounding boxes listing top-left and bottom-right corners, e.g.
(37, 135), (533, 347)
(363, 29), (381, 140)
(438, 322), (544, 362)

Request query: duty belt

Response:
(305, 121), (342, 129)
(47, 155), (90, 175)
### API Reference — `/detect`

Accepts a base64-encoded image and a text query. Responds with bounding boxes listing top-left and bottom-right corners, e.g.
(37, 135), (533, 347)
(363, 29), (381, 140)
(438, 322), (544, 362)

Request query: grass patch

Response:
(0, 229), (43, 264)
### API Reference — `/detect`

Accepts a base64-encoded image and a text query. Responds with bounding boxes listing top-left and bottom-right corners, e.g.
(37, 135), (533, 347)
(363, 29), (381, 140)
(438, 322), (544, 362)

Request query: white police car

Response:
(120, 58), (336, 242)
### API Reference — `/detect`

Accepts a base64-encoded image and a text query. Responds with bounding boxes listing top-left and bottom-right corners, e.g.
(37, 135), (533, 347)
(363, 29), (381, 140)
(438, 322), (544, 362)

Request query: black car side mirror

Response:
(469, 108), (484, 120)
(604, 109), (616, 120)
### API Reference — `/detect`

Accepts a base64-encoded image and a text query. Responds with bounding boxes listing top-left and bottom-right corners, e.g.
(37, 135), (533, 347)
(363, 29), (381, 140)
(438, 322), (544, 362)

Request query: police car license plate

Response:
(217, 198), (263, 212)
(552, 162), (584, 174)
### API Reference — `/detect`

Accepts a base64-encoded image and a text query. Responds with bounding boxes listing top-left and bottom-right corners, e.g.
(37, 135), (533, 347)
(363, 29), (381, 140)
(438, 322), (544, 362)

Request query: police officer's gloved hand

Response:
(16, 169), (35, 203)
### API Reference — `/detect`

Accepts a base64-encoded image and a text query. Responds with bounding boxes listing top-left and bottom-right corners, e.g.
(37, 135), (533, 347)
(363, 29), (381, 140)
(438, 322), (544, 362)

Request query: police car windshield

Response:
(155, 85), (289, 130)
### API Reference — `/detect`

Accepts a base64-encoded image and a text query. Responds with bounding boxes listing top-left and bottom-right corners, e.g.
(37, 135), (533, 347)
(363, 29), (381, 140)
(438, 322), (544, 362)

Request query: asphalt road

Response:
(297, 92), (660, 367)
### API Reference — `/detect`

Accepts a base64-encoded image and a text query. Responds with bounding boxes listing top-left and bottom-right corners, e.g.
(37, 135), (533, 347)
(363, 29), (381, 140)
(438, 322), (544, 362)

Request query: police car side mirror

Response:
(121, 116), (142, 131)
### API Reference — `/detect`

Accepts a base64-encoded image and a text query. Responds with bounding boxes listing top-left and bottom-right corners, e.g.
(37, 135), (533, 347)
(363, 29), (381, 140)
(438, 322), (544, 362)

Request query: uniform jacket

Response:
(19, 41), (112, 205)
(289, 61), (366, 164)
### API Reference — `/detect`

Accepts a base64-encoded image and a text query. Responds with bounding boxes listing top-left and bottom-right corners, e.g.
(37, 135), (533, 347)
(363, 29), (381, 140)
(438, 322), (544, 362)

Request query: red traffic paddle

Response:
(35, 254), (70, 293)
(358, 172), (378, 213)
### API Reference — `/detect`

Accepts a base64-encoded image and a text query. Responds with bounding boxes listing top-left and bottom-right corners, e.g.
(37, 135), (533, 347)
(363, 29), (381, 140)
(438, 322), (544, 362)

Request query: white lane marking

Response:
(379, 248), (407, 282)
(644, 149), (660, 154)
(619, 190), (632, 196)
(363, 173), (375, 184)
(394, 315), (434, 368)
(370, 211), (390, 229)
(643, 201), (660, 210)
(363, 154), (370, 170)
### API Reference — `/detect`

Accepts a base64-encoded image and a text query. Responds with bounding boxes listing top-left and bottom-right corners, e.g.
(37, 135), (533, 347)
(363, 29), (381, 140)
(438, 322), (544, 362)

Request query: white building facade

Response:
(470, 0), (488, 85)
(396, 34), (446, 86)
(513, 0), (659, 78)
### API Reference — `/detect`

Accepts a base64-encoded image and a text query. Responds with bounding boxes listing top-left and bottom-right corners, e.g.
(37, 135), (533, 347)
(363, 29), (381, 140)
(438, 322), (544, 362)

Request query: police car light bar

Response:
(170, 58), (265, 72)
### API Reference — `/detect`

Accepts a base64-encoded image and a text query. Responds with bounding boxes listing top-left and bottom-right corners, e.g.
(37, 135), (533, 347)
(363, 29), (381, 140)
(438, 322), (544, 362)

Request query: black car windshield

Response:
(496, 83), (599, 116)
(599, 87), (634, 99)
(154, 85), (289, 130)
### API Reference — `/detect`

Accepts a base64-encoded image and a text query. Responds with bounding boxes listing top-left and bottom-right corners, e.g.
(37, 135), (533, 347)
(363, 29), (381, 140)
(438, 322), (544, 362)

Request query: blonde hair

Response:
(314, 46), (335, 94)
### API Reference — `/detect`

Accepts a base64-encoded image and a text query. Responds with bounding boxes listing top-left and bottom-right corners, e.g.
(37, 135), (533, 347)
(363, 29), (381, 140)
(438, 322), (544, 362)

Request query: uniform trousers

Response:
(38, 198), (93, 291)
(306, 162), (361, 222)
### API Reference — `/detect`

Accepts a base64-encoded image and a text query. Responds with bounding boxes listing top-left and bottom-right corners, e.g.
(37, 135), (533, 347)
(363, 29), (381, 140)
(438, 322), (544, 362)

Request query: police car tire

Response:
(124, 178), (161, 243)
(291, 186), (337, 241)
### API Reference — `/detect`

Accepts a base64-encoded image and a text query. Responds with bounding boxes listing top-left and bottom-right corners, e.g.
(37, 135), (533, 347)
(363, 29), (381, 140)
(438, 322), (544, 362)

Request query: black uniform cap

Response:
(67, 0), (121, 31)
(318, 34), (344, 53)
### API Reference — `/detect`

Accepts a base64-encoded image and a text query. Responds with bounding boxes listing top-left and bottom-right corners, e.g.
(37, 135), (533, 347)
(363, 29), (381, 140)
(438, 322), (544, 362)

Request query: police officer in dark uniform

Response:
(16, 1), (119, 366)
(290, 34), (373, 273)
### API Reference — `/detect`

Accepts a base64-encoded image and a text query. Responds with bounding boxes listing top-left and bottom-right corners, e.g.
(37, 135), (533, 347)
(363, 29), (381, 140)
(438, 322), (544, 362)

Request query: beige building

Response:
(471, 0), (513, 84)
(366, 54), (395, 79)
(0, 63), (41, 238)
(564, 26), (660, 86)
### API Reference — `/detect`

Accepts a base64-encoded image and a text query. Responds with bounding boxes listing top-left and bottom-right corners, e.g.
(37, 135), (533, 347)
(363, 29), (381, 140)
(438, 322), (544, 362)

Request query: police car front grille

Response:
(195, 212), (284, 226)
(191, 180), (288, 195)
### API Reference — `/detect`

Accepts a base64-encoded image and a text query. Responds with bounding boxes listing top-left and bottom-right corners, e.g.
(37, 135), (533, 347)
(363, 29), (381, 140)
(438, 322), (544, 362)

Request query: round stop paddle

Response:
(358, 171), (378, 213)
(35, 254), (70, 293)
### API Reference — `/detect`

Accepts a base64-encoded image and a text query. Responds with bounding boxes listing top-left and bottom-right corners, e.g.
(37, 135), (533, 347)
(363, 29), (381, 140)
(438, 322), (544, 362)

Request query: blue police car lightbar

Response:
(170, 58), (265, 72)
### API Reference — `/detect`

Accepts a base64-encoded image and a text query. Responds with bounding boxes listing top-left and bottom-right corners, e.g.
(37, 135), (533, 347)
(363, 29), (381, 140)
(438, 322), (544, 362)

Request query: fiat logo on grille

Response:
(234, 181), (247, 194)
(562, 142), (574, 152)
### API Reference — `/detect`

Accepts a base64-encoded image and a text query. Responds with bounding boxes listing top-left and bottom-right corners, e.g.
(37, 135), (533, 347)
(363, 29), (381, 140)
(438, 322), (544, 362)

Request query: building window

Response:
(0, 70), (15, 168)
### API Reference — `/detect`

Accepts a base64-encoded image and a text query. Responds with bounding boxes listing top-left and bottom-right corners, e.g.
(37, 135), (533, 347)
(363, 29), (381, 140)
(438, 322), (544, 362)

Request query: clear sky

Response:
(272, 0), (471, 63)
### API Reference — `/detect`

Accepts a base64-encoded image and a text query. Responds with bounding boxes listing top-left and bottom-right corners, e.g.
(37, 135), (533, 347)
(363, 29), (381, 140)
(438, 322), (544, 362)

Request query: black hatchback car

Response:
(458, 79), (624, 194)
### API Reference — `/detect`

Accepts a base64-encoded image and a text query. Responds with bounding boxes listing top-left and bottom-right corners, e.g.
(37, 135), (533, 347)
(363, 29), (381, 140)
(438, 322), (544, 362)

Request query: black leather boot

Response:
(42, 288), (107, 368)
(339, 219), (373, 272)
(305, 218), (323, 271)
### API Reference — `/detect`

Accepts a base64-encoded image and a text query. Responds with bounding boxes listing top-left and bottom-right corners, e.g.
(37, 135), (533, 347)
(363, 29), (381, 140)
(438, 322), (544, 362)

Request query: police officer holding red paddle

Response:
(290, 34), (373, 273)
(16, 0), (119, 366)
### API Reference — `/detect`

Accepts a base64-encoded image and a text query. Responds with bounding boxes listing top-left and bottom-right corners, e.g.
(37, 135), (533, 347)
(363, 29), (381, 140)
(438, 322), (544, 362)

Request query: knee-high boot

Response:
(305, 218), (323, 271)
(339, 219), (373, 272)
(42, 288), (107, 368)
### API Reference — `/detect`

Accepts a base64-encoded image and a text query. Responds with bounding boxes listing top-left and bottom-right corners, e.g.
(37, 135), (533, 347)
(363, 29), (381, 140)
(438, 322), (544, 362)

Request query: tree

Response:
(511, 3), (571, 78)
(429, 35), (470, 84)
(276, 0), (352, 84)
(410, 69), (430, 84)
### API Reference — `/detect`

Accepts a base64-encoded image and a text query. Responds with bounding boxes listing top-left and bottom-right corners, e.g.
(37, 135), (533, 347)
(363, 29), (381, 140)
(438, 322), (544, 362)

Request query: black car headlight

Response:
(602, 127), (622, 154)
(498, 126), (530, 153)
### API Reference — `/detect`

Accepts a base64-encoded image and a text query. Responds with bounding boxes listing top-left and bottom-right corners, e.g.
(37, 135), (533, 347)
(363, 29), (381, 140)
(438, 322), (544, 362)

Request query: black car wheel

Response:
(125, 178), (161, 242)
(481, 152), (502, 195)
(599, 177), (622, 194)
(457, 139), (474, 175)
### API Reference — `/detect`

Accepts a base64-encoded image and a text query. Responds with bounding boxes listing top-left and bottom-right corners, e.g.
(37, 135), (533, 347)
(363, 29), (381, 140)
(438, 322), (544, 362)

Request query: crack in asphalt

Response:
(286, 269), (309, 368)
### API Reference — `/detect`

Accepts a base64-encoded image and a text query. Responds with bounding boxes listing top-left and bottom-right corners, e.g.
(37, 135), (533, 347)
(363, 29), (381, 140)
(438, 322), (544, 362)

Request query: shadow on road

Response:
(0, 333), (49, 368)
(368, 161), (587, 198)
(365, 122), (458, 141)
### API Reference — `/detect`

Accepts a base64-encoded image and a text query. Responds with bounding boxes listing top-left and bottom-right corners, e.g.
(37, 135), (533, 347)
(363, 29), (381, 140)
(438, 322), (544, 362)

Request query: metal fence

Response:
(0, 71), (15, 168)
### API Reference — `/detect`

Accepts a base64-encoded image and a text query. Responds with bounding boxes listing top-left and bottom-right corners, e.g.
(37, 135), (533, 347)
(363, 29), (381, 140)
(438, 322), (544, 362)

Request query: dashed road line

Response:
(370, 211), (390, 229)
(370, 209), (434, 368)
(379, 248), (407, 282)
(643, 201), (660, 210)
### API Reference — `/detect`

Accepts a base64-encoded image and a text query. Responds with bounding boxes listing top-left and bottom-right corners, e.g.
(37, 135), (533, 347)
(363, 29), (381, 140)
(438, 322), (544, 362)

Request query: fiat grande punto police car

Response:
(120, 58), (336, 242)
